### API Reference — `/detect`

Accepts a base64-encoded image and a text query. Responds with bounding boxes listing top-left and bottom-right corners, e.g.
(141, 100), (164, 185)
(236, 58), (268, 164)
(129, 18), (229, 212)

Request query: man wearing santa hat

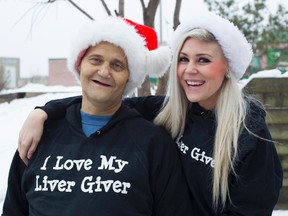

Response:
(2, 17), (193, 216)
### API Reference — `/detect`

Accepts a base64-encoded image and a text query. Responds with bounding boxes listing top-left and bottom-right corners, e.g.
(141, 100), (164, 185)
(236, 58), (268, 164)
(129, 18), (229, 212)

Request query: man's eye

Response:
(112, 62), (125, 71)
(91, 58), (102, 64)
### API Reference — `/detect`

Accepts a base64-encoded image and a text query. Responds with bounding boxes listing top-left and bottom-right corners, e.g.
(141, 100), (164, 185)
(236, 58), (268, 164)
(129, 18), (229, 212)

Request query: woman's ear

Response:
(225, 73), (231, 79)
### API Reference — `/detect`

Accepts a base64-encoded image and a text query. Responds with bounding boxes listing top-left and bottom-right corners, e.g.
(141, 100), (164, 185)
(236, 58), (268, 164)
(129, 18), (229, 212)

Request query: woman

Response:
(18, 11), (283, 215)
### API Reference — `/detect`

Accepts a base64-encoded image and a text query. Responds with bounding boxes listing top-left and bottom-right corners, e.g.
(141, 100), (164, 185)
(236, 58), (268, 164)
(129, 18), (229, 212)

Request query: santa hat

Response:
(171, 11), (253, 80)
(68, 16), (171, 96)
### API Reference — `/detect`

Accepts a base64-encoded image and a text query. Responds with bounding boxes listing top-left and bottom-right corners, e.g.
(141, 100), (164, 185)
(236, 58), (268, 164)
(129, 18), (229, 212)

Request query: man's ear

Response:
(126, 70), (129, 83)
(77, 63), (81, 74)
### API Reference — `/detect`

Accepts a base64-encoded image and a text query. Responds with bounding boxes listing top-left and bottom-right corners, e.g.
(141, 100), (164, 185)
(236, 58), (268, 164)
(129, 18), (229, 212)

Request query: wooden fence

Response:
(244, 77), (288, 209)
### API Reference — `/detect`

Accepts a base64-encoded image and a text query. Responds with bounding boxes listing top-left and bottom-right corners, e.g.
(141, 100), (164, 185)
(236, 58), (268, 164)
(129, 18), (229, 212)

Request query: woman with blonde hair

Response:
(18, 11), (283, 215)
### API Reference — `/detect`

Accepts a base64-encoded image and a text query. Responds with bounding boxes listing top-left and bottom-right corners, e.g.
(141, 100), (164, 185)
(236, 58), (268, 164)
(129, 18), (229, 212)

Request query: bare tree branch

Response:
(27, 3), (51, 38)
(11, 3), (40, 30)
(173, 0), (181, 29)
(99, 0), (112, 16)
(139, 0), (145, 10)
(67, 0), (94, 20)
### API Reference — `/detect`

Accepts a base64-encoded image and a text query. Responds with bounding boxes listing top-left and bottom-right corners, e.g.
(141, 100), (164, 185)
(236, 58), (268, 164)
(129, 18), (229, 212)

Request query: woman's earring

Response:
(225, 73), (231, 79)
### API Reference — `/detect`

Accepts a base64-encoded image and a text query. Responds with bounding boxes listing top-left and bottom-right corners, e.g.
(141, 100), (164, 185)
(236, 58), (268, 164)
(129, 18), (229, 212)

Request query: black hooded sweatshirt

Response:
(5, 95), (283, 216)
(2, 103), (193, 216)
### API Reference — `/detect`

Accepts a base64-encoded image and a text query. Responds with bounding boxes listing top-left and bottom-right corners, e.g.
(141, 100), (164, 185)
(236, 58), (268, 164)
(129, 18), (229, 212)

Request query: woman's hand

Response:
(18, 109), (47, 165)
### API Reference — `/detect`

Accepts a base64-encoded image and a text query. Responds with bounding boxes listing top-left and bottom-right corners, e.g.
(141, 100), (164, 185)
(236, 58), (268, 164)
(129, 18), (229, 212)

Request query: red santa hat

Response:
(68, 16), (171, 96)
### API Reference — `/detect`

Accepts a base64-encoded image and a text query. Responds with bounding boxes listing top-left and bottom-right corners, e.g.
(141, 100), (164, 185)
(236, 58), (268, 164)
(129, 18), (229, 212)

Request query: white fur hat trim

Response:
(171, 11), (253, 80)
(68, 17), (171, 96)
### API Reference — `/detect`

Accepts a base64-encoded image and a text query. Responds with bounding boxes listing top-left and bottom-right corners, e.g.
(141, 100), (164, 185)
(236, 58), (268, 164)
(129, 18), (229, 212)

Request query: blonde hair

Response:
(154, 28), (249, 210)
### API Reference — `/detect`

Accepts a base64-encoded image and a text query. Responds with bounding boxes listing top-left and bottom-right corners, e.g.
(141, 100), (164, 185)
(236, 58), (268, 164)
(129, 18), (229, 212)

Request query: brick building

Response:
(48, 58), (79, 86)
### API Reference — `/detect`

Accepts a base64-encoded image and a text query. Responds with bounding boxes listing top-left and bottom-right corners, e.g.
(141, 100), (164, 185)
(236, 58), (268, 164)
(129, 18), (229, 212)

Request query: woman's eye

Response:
(178, 56), (189, 62)
(198, 57), (211, 63)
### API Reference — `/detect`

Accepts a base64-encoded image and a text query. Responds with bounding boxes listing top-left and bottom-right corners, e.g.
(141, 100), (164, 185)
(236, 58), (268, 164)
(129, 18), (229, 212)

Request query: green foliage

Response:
(203, 0), (288, 70)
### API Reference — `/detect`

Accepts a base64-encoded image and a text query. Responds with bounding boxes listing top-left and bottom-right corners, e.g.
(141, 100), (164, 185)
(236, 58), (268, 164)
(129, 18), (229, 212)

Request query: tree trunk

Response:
(137, 76), (152, 96)
(116, 0), (125, 17)
(136, 0), (161, 96)
(155, 0), (181, 95)
(155, 72), (168, 95)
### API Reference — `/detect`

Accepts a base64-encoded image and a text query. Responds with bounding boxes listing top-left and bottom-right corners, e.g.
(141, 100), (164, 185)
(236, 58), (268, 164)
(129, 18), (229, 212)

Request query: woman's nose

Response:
(185, 61), (197, 74)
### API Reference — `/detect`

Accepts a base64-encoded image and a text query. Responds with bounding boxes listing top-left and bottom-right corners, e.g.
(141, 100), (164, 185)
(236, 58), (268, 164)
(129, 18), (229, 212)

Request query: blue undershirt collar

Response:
(80, 109), (112, 137)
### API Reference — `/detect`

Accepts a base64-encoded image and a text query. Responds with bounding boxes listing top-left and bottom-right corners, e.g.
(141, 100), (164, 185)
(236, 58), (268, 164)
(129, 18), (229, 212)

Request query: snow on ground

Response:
(0, 69), (287, 214)
(0, 89), (81, 214)
(239, 68), (288, 88)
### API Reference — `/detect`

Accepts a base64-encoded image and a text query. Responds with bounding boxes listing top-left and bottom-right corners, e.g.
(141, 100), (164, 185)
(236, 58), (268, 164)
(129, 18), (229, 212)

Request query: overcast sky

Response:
(0, 0), (285, 77)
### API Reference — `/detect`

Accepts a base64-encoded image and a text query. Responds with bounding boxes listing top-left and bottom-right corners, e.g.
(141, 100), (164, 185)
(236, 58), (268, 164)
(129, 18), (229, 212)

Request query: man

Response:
(2, 17), (192, 216)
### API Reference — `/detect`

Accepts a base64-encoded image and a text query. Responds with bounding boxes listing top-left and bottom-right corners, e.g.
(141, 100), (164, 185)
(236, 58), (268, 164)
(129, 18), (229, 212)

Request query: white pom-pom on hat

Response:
(68, 17), (171, 96)
(146, 46), (171, 78)
(171, 11), (253, 80)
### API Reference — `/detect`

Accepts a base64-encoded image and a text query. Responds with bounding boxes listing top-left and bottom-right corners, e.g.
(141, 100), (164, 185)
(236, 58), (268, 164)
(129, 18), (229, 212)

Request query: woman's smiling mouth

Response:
(186, 80), (205, 87)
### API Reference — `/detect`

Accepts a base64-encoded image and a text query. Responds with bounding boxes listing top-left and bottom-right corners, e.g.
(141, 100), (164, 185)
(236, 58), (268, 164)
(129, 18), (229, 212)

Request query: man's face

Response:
(79, 41), (129, 115)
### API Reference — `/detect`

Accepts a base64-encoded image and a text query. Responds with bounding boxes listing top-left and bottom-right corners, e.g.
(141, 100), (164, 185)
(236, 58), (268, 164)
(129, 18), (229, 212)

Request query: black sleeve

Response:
(37, 95), (164, 122)
(123, 96), (165, 122)
(36, 95), (82, 120)
(2, 151), (29, 216)
(149, 128), (193, 216)
(221, 103), (283, 216)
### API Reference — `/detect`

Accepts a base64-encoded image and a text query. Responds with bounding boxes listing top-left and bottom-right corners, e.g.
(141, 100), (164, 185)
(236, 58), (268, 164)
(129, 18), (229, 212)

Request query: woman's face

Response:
(177, 37), (228, 110)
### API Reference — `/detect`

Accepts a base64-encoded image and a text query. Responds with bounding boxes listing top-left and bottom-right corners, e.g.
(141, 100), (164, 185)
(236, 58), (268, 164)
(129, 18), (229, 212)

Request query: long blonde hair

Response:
(154, 28), (248, 209)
